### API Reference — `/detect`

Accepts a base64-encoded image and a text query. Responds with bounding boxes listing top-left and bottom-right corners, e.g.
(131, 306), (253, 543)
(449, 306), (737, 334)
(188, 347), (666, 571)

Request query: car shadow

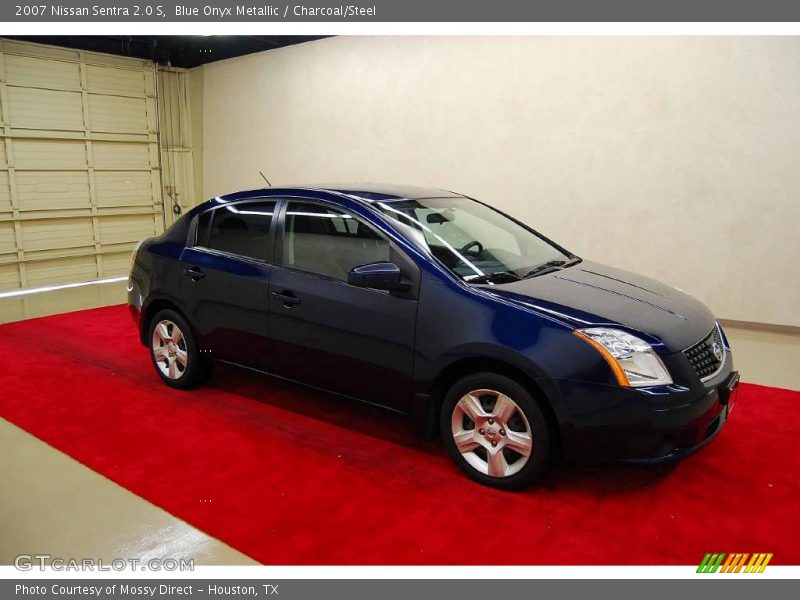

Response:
(207, 362), (435, 450)
(536, 460), (679, 494)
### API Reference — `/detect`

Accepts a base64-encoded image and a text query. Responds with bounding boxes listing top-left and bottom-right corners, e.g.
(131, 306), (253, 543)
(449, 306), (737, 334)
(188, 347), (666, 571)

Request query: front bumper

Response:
(558, 360), (739, 464)
(622, 370), (739, 464)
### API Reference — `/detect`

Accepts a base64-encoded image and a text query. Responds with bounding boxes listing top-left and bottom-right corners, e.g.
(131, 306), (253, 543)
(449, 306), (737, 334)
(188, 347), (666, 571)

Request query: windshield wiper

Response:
(523, 260), (569, 279)
(465, 271), (522, 284)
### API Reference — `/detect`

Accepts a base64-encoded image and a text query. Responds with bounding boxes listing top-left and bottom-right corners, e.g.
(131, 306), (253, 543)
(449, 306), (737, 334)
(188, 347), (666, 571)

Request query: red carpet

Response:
(1, 305), (798, 565)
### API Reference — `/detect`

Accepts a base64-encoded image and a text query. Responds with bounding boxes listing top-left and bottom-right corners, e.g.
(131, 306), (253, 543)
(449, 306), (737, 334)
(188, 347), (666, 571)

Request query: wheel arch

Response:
(139, 295), (192, 346)
(412, 356), (564, 458)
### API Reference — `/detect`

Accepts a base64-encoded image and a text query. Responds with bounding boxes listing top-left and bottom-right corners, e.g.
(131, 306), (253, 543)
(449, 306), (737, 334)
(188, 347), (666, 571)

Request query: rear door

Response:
(179, 200), (277, 367)
(267, 199), (419, 411)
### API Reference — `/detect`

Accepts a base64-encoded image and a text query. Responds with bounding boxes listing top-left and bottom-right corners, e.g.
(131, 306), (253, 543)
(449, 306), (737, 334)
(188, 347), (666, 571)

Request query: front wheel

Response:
(440, 372), (551, 490)
(148, 309), (210, 389)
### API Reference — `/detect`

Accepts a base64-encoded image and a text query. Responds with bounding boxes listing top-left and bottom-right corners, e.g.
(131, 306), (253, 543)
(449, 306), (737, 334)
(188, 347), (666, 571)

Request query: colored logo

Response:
(697, 553), (772, 573)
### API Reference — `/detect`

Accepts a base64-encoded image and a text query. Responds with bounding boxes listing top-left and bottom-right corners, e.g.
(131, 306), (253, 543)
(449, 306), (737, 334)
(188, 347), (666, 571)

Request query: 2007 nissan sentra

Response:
(128, 184), (739, 489)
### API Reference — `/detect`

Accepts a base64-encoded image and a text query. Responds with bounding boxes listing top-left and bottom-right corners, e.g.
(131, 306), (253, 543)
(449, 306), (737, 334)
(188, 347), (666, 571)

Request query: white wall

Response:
(202, 36), (800, 327)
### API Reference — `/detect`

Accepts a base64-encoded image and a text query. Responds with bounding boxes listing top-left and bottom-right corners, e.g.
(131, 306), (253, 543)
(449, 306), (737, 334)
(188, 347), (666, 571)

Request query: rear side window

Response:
(283, 202), (390, 281)
(195, 210), (212, 247)
(197, 201), (275, 261)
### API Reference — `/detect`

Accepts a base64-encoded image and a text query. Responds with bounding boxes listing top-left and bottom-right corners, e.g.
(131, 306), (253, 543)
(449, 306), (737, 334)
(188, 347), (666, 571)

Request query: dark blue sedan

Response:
(127, 184), (739, 489)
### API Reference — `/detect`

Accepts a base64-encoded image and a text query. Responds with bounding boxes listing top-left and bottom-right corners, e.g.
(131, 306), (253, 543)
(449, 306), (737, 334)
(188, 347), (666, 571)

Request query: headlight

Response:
(574, 327), (672, 388)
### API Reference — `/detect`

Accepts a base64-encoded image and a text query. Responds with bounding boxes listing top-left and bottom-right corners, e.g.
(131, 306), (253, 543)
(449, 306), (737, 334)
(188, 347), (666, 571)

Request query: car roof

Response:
(215, 183), (463, 205)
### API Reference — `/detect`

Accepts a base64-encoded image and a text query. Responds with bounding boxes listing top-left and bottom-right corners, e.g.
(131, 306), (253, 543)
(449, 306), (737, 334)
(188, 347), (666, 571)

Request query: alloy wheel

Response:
(450, 388), (533, 478)
(151, 319), (188, 380)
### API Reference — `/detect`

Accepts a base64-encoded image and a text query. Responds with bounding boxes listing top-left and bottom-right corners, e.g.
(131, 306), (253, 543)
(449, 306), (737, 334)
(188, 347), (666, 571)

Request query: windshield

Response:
(377, 196), (574, 282)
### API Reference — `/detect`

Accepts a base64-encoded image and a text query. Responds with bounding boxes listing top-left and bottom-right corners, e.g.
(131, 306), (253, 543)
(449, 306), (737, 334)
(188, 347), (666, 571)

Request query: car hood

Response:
(483, 260), (715, 352)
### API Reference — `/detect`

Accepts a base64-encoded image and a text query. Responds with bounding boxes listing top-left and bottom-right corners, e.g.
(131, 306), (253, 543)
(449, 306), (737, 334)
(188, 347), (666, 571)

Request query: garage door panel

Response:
(86, 64), (147, 95)
(98, 214), (157, 245)
(95, 171), (153, 207)
(0, 173), (10, 211)
(88, 95), (148, 132)
(0, 40), (166, 297)
(86, 52), (147, 70)
(97, 206), (160, 218)
(93, 142), (151, 169)
(0, 263), (21, 292)
(2, 41), (79, 62)
(25, 255), (99, 287)
(7, 87), (84, 130)
(0, 221), (16, 255)
(21, 218), (94, 252)
(102, 249), (135, 276)
(4, 55), (81, 89)
(13, 140), (88, 169)
(21, 245), (99, 262)
(16, 171), (91, 211)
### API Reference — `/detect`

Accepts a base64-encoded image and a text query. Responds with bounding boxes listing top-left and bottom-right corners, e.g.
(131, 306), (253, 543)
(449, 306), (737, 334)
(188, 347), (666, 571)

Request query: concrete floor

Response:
(0, 418), (257, 566)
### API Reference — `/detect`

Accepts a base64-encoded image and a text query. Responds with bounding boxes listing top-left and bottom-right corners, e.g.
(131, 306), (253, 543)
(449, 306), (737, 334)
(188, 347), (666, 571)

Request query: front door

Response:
(267, 200), (418, 411)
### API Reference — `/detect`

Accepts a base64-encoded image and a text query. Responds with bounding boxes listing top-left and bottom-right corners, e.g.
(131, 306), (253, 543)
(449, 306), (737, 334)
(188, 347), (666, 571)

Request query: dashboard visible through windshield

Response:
(377, 196), (577, 283)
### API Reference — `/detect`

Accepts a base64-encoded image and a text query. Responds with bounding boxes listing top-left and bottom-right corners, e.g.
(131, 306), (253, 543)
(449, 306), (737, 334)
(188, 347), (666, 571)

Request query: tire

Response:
(147, 308), (211, 389)
(440, 372), (551, 490)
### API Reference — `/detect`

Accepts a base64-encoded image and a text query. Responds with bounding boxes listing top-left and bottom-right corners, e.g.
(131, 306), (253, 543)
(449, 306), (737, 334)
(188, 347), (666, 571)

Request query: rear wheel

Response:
(440, 372), (551, 490)
(148, 309), (210, 389)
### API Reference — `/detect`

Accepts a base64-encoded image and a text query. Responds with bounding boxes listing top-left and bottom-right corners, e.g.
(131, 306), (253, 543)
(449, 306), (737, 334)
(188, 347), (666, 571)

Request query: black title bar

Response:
(5, 0), (800, 22)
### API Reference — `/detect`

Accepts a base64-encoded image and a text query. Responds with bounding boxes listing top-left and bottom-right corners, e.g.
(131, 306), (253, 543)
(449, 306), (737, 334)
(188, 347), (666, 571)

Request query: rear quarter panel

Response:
(128, 218), (191, 342)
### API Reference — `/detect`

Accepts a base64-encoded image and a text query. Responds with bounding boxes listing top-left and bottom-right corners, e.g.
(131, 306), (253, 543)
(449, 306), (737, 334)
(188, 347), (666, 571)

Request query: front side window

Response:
(282, 202), (390, 281)
(377, 196), (574, 282)
(199, 201), (275, 260)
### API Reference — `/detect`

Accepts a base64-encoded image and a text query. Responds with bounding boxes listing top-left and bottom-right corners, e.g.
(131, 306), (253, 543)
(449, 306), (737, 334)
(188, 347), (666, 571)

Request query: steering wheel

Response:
(459, 240), (484, 255)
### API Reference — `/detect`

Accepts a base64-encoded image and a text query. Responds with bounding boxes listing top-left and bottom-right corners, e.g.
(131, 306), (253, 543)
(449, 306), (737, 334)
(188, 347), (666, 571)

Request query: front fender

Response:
(413, 276), (623, 426)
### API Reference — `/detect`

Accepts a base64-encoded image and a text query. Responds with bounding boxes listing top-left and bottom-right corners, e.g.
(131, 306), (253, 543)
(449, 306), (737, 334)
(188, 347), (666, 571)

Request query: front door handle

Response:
(183, 266), (205, 281)
(272, 290), (301, 307)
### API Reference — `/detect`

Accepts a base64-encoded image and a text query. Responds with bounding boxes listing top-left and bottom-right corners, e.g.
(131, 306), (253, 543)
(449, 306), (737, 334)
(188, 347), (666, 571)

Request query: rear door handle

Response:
(183, 266), (205, 281)
(272, 290), (301, 307)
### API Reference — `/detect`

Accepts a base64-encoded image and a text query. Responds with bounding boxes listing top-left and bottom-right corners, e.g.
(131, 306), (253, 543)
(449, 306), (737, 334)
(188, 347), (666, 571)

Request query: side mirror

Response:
(348, 261), (407, 290)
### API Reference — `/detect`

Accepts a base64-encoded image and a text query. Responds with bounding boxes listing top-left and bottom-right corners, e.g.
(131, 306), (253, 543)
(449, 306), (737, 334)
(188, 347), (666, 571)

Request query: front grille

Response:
(684, 326), (725, 381)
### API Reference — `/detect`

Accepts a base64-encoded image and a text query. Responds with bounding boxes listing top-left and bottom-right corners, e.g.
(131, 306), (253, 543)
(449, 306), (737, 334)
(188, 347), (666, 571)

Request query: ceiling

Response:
(6, 36), (329, 68)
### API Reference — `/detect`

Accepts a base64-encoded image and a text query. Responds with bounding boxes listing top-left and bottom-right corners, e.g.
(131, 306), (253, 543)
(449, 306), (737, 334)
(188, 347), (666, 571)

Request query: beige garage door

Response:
(0, 39), (165, 297)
